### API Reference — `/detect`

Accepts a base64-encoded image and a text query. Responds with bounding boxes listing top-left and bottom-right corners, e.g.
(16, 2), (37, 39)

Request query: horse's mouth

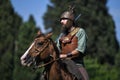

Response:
(21, 60), (34, 67)
(21, 57), (34, 67)
(21, 60), (27, 66)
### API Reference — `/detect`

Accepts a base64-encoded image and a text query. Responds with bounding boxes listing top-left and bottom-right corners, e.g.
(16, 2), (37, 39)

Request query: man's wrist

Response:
(67, 53), (72, 57)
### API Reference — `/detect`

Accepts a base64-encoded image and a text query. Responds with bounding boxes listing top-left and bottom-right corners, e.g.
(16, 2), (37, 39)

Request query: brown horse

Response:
(20, 31), (80, 80)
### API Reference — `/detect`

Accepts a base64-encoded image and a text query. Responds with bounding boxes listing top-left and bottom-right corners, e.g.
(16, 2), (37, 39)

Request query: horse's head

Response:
(20, 31), (56, 67)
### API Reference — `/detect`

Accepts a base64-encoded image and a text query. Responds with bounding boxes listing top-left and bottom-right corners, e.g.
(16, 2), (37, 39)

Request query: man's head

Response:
(60, 10), (75, 33)
(60, 11), (75, 21)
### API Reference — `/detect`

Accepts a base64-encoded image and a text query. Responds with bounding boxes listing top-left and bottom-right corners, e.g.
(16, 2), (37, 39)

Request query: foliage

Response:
(0, 0), (22, 80)
(0, 0), (42, 80)
(13, 15), (41, 80)
(85, 57), (119, 80)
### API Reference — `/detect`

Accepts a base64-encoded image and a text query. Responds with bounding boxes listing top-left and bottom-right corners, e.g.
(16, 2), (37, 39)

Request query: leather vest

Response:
(59, 28), (79, 54)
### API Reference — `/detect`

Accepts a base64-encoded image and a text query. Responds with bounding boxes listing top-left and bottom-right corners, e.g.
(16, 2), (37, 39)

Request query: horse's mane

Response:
(35, 33), (45, 38)
(49, 38), (60, 57)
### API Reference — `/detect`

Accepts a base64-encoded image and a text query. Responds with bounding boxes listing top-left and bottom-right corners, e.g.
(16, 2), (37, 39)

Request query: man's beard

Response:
(61, 25), (69, 35)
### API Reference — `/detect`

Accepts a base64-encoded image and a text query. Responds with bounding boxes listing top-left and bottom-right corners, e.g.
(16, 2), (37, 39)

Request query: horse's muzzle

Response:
(20, 55), (34, 66)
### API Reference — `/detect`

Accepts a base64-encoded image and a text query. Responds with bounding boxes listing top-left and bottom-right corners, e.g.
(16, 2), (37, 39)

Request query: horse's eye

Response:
(37, 42), (43, 46)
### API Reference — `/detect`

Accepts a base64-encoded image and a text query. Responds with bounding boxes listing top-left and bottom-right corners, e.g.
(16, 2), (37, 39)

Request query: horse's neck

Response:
(49, 40), (60, 59)
(45, 60), (74, 80)
(45, 41), (63, 80)
(45, 60), (63, 80)
(44, 43), (75, 80)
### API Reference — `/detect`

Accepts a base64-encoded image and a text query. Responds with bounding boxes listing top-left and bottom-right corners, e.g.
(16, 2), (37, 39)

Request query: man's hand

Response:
(60, 53), (72, 58)
(60, 54), (67, 58)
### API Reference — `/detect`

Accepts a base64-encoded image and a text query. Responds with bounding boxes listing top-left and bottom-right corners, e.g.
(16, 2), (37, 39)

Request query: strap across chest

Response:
(60, 27), (80, 44)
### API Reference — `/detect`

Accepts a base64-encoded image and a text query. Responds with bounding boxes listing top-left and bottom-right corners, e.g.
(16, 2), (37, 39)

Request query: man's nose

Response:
(60, 20), (64, 24)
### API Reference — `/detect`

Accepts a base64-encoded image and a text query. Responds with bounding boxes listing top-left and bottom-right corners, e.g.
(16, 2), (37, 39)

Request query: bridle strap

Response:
(35, 40), (49, 56)
(34, 39), (61, 69)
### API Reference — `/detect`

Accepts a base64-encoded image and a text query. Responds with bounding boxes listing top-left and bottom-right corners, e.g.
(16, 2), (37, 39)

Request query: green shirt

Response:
(75, 28), (87, 54)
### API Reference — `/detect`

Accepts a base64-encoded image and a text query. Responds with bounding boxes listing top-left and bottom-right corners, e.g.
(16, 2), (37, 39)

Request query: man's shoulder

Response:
(75, 27), (87, 38)
(70, 27), (80, 36)
(77, 28), (86, 34)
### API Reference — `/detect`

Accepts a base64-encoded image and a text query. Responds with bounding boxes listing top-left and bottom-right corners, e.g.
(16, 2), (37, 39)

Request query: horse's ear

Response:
(37, 31), (42, 35)
(46, 32), (53, 38)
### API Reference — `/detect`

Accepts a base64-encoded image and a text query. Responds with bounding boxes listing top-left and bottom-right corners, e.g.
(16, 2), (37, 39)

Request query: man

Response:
(56, 7), (89, 80)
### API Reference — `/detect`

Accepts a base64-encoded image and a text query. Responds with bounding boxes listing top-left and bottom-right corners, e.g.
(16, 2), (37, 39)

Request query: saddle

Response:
(62, 59), (82, 80)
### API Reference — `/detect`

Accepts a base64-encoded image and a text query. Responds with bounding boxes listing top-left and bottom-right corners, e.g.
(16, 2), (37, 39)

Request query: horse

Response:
(20, 31), (80, 80)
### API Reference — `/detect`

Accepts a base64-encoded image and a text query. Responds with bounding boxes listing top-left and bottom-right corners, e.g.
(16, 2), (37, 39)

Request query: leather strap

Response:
(60, 27), (80, 43)
(70, 27), (80, 37)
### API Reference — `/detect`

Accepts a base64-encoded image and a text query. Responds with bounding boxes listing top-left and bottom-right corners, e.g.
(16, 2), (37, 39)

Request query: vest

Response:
(59, 27), (79, 54)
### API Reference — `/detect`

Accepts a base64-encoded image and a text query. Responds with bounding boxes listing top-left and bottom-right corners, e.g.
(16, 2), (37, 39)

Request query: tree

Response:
(114, 50), (120, 79)
(13, 15), (41, 80)
(0, 0), (22, 80)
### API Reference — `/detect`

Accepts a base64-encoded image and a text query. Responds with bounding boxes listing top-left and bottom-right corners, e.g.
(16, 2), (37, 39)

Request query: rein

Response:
(35, 58), (60, 68)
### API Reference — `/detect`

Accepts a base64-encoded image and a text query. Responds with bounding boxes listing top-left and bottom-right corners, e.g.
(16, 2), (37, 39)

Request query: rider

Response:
(56, 6), (89, 80)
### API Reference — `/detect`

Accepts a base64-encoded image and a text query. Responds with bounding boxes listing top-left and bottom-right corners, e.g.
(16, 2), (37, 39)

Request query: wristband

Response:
(67, 53), (72, 57)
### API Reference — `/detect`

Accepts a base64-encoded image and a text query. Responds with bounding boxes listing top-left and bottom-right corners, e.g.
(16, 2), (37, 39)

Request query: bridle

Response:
(34, 39), (50, 56)
(33, 38), (60, 69)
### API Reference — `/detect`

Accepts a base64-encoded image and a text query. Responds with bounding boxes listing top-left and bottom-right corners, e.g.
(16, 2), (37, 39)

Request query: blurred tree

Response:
(85, 57), (119, 80)
(0, 0), (22, 80)
(13, 15), (41, 80)
(114, 50), (120, 79)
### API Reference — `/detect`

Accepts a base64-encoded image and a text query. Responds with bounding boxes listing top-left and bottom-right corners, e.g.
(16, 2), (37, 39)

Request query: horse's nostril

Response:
(23, 57), (26, 60)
